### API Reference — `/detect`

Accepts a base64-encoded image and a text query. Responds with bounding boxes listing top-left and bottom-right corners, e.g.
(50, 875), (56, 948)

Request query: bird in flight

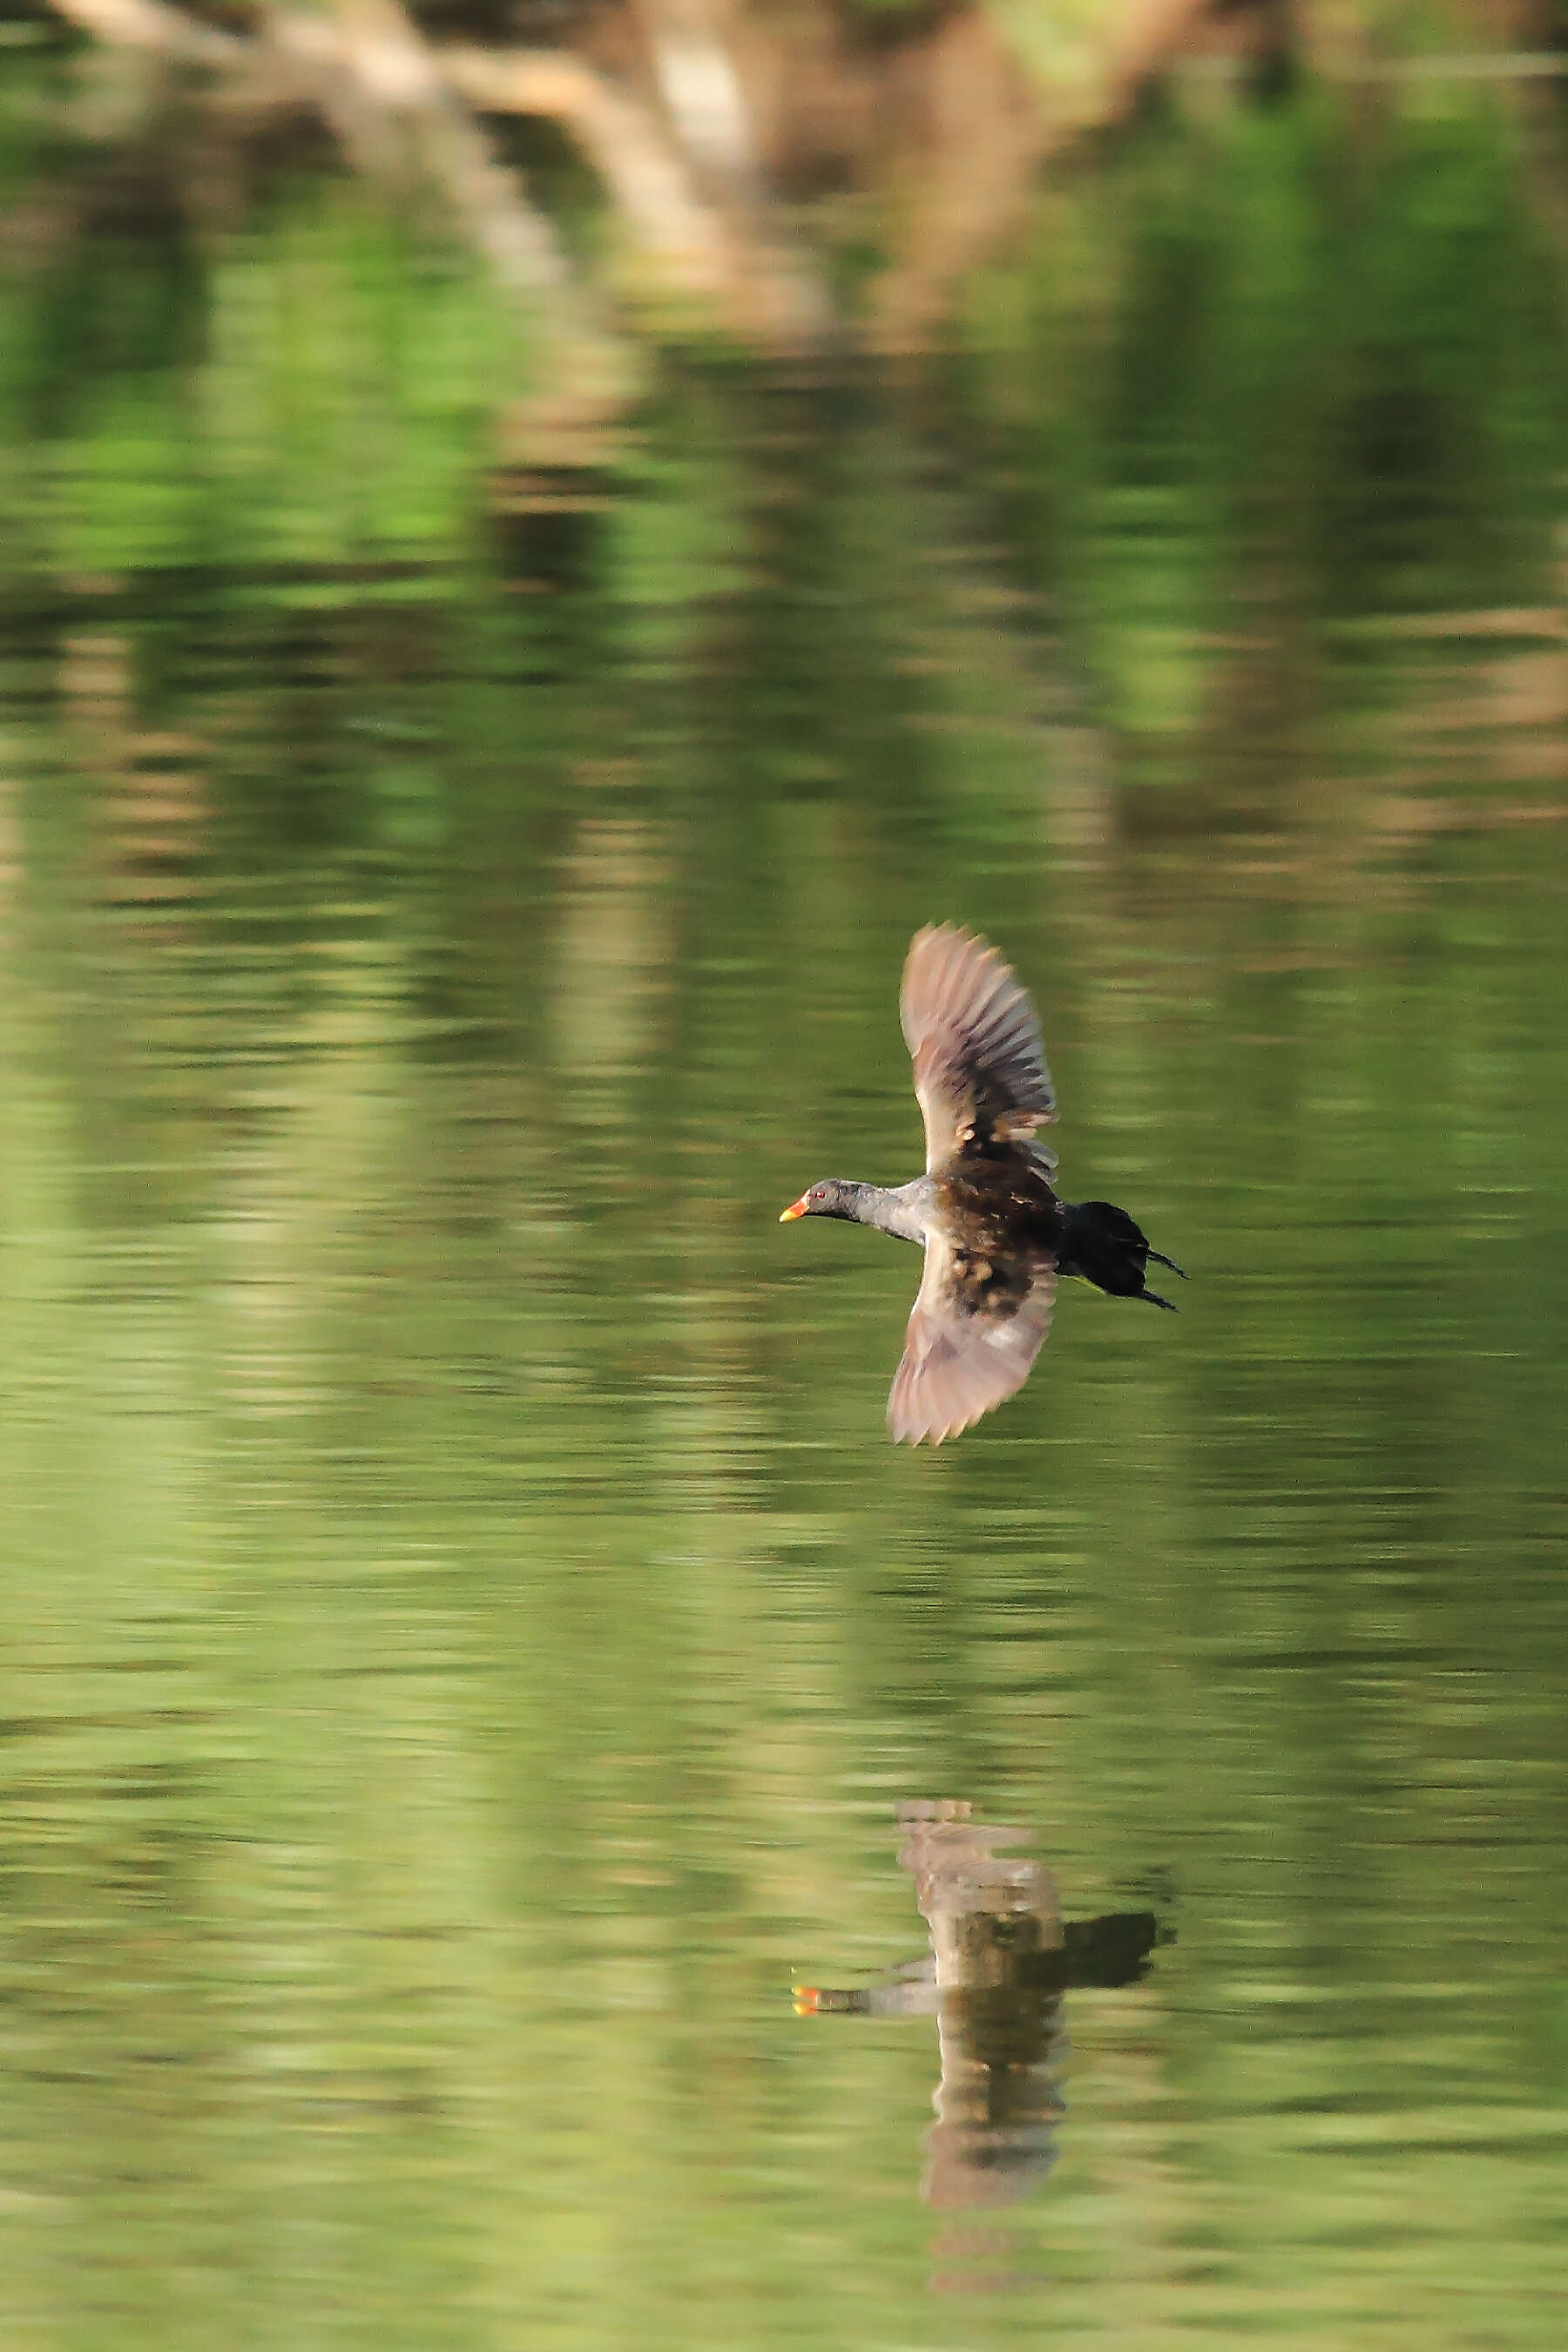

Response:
(780, 925), (1184, 1443)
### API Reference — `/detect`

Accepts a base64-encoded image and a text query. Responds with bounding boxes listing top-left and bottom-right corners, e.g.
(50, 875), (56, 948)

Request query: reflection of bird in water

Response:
(780, 927), (1184, 1443)
(795, 1800), (1165, 2209)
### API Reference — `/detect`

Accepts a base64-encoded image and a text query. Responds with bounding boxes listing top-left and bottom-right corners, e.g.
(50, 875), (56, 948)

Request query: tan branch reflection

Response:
(796, 1799), (1167, 2226)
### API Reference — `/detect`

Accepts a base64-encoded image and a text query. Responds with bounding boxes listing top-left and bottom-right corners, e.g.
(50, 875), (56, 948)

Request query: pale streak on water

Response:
(0, 409), (1566, 2351)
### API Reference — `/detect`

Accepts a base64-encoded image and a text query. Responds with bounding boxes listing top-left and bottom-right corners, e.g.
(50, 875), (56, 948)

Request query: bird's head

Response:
(779, 1179), (858, 1224)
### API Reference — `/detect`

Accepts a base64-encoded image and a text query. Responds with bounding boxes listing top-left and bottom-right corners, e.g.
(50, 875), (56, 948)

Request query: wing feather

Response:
(888, 1234), (1056, 1446)
(901, 926), (1057, 1173)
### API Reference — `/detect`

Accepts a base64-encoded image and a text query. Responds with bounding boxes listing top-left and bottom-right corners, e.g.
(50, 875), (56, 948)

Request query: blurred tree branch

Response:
(442, 44), (824, 343)
(270, 0), (638, 454)
(39, 0), (827, 456)
(48, 0), (240, 64)
(42, 0), (1534, 407)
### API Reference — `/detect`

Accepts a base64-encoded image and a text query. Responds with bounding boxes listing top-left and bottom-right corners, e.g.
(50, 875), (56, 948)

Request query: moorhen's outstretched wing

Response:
(888, 1237), (1056, 1445)
(901, 926), (1057, 1173)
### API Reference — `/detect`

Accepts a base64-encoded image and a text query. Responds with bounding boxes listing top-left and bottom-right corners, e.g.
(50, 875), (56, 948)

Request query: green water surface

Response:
(1, 367), (1566, 2352)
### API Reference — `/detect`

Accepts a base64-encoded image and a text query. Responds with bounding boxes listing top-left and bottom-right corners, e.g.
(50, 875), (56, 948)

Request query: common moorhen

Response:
(780, 925), (1184, 1443)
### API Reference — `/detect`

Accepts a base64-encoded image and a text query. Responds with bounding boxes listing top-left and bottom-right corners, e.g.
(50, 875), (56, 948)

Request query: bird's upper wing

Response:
(900, 926), (1057, 1173)
(888, 1233), (1056, 1445)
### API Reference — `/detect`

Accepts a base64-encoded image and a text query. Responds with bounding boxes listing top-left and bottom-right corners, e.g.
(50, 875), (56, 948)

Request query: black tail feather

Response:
(1061, 1201), (1186, 1310)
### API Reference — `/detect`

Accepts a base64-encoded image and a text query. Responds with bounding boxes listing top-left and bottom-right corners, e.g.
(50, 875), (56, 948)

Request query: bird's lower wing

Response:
(888, 1237), (1056, 1446)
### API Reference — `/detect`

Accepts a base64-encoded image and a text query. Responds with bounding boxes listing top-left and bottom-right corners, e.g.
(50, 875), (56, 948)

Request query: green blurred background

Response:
(2, 5), (1567, 2348)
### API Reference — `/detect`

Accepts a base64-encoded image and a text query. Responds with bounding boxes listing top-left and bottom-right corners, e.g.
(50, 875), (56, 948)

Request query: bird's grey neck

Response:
(823, 1178), (932, 1244)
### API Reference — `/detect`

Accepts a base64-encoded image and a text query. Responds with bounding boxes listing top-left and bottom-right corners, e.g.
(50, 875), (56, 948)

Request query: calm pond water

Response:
(2, 379), (1566, 2352)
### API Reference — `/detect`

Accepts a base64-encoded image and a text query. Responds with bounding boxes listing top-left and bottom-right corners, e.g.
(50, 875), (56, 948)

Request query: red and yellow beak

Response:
(779, 1194), (808, 1223)
(792, 1984), (823, 2015)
